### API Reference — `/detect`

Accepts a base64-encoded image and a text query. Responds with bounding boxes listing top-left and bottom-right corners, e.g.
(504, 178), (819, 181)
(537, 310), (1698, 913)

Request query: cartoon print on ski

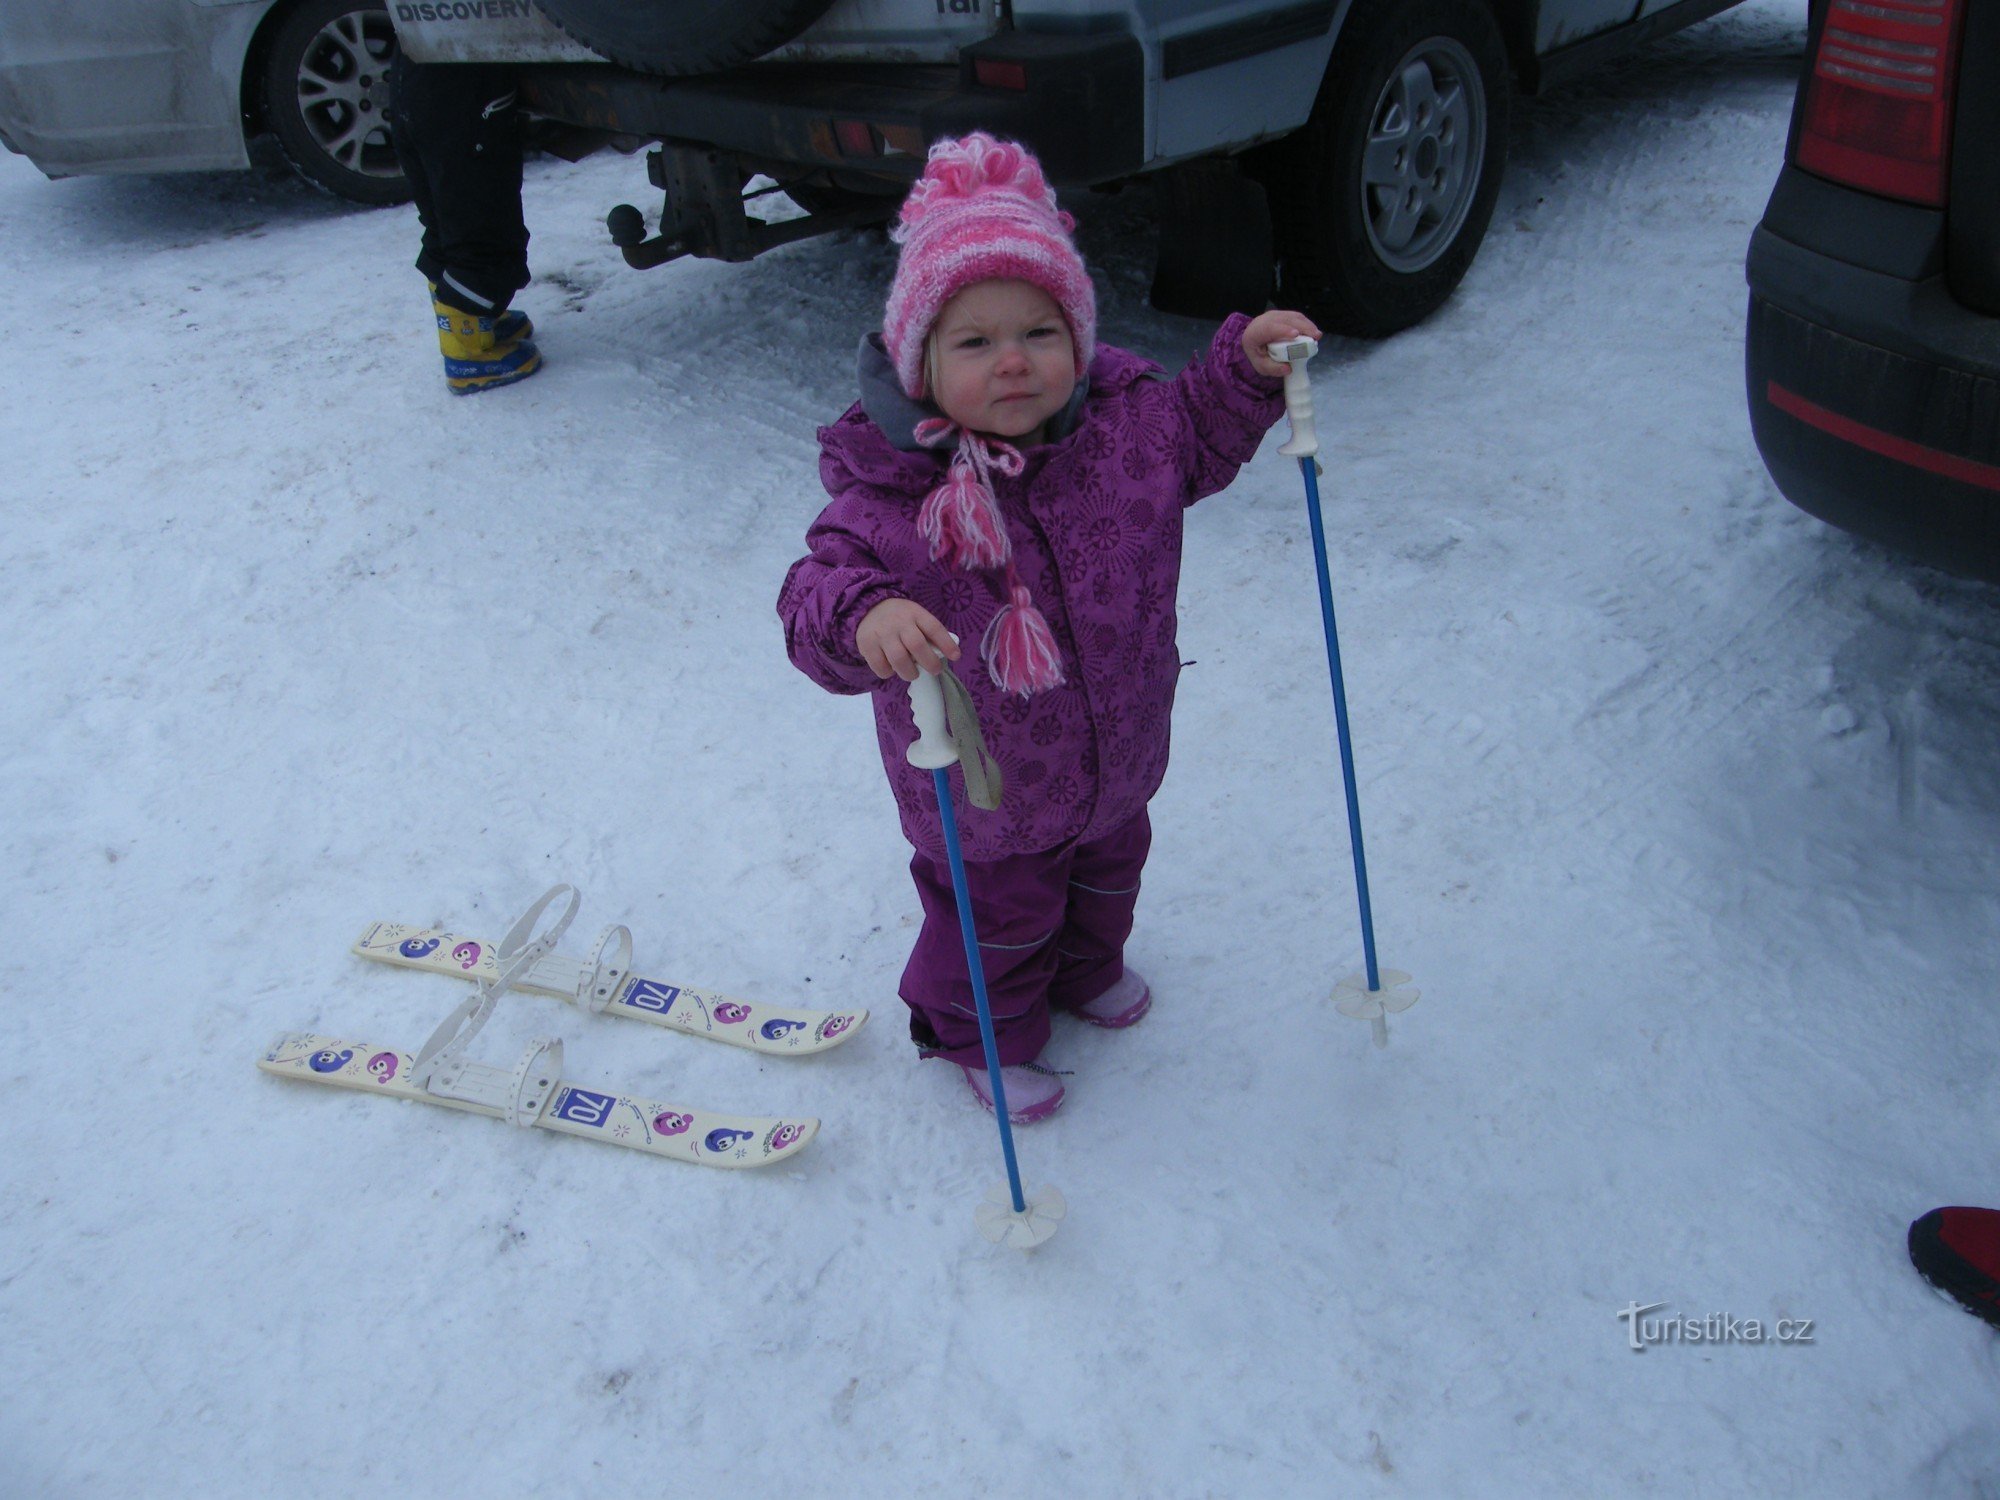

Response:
(352, 923), (406, 957)
(760, 1018), (805, 1042)
(309, 1048), (353, 1073)
(399, 935), (441, 959)
(367, 1051), (399, 1083)
(452, 941), (481, 970)
(766, 1123), (807, 1152)
(715, 1002), (750, 1026)
(652, 1110), (692, 1137)
(816, 1015), (853, 1045)
(704, 1128), (754, 1153)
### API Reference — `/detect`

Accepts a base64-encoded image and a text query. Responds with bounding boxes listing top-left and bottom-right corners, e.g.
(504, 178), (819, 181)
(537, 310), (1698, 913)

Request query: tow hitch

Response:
(605, 144), (895, 269)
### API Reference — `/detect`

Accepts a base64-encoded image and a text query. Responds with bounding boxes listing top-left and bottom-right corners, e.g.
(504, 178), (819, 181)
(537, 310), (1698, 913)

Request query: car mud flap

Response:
(1149, 159), (1275, 320)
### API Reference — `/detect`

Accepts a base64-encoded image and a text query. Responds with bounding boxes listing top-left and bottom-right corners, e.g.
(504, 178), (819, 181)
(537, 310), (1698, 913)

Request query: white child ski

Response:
(263, 887), (817, 1167)
(352, 902), (866, 1056)
(258, 1032), (816, 1168)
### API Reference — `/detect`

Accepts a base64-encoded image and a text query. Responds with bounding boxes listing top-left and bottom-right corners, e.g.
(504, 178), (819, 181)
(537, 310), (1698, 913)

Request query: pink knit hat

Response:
(883, 134), (1094, 698)
(883, 132), (1096, 401)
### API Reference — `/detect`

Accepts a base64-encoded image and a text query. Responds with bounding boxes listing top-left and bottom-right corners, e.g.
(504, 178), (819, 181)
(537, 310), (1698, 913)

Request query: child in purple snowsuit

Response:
(777, 133), (1319, 1123)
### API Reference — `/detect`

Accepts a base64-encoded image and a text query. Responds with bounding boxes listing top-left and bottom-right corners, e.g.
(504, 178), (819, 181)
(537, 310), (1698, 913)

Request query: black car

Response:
(1745, 0), (2000, 580)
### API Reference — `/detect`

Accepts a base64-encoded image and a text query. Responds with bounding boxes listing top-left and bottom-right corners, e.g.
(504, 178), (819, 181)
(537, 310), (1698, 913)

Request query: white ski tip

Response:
(976, 1182), (1066, 1250)
(1332, 969), (1418, 1021)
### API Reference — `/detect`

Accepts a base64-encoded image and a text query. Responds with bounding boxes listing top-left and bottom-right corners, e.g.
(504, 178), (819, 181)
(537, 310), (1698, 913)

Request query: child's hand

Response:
(857, 598), (961, 681)
(1242, 310), (1323, 378)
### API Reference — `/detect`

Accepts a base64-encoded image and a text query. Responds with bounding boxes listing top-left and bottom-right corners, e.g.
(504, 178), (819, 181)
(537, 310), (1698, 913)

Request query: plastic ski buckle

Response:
(975, 1183), (1067, 1250)
(427, 1036), (565, 1125)
(577, 925), (633, 1014)
(1332, 969), (1418, 1048)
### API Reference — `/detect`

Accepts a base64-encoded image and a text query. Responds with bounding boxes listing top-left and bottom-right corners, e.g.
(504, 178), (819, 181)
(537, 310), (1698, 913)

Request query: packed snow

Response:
(7, 2), (2000, 1491)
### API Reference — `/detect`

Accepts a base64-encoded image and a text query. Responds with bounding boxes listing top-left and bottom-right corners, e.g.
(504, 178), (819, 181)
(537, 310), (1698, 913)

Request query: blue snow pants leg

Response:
(901, 809), (1151, 1067)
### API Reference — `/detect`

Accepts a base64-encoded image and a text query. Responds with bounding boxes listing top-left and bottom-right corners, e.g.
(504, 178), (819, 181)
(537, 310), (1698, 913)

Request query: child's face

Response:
(928, 279), (1076, 446)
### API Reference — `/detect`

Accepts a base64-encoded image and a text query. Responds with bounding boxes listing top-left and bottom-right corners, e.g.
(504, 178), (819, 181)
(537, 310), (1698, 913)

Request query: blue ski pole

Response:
(1268, 337), (1418, 1047)
(906, 665), (1066, 1249)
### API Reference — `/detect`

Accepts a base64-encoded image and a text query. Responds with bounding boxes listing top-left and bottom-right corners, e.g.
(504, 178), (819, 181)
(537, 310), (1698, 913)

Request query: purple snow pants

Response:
(900, 809), (1151, 1067)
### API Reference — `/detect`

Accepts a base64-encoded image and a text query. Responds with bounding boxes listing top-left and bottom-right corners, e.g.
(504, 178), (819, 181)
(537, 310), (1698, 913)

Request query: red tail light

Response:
(973, 57), (1029, 90)
(1795, 0), (1967, 205)
(833, 120), (883, 157)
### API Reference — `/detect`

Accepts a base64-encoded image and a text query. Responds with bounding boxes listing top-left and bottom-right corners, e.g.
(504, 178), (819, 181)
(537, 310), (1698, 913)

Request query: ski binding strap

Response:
(425, 1035), (566, 1125)
(412, 884), (580, 1089)
(577, 924), (633, 1014)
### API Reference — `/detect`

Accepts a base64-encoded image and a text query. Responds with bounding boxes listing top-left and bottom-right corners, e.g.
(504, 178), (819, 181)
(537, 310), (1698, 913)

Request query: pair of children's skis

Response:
(258, 883), (866, 1170)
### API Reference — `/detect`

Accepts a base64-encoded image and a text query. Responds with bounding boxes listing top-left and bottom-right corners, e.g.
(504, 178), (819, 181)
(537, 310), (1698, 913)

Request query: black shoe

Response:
(1909, 1207), (2000, 1329)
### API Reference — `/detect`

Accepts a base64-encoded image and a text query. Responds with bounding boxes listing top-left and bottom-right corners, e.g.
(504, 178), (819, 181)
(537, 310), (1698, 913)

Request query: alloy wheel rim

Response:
(1360, 36), (1486, 274)
(293, 11), (401, 180)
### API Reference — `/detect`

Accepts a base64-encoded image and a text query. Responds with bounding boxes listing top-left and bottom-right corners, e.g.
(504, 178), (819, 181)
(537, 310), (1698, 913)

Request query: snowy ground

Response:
(8, 2), (2000, 1493)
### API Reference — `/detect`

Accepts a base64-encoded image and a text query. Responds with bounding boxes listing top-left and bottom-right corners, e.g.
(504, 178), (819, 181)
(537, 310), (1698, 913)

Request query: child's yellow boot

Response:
(431, 286), (540, 395)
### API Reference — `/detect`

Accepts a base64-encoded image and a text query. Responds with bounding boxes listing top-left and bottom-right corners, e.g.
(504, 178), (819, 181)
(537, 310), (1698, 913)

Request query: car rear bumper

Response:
(517, 29), (1146, 189)
(1746, 169), (2000, 580)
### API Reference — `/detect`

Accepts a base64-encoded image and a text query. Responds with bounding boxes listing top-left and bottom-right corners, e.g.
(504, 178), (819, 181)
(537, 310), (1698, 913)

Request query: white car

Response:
(0, 0), (406, 204)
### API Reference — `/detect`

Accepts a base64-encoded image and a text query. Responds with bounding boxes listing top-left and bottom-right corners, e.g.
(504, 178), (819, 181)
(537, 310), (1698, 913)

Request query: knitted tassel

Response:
(914, 425), (1021, 572)
(918, 459), (1009, 570)
(913, 421), (1061, 696)
(983, 575), (1066, 697)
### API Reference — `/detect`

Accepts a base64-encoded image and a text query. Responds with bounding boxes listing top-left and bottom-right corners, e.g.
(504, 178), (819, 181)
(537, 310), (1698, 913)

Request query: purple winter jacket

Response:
(778, 311), (1285, 862)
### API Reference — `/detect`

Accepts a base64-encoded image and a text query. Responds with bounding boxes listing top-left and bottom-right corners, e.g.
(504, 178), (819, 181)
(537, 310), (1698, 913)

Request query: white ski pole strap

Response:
(905, 656), (1001, 809)
(939, 666), (1003, 812)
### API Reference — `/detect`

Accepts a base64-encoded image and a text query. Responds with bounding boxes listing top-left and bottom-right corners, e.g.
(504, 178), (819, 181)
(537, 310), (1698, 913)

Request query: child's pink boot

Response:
(1074, 969), (1151, 1029)
(960, 1062), (1067, 1123)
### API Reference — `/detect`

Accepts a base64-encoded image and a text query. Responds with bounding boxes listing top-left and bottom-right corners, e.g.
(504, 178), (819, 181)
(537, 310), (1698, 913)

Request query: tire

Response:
(260, 0), (409, 206)
(532, 0), (841, 77)
(1267, 0), (1509, 337)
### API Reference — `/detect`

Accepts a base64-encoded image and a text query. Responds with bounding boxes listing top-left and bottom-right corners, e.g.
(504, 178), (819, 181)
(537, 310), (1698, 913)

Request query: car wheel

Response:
(1267, 0), (1509, 337)
(260, 0), (409, 206)
(532, 0), (840, 76)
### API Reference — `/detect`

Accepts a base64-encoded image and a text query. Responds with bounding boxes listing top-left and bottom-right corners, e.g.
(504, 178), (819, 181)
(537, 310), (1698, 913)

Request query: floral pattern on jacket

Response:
(778, 312), (1284, 861)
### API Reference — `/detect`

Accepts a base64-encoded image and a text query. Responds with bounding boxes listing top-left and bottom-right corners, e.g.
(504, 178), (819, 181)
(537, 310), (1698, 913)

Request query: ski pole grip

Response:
(906, 668), (959, 770)
(1269, 336), (1320, 459)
